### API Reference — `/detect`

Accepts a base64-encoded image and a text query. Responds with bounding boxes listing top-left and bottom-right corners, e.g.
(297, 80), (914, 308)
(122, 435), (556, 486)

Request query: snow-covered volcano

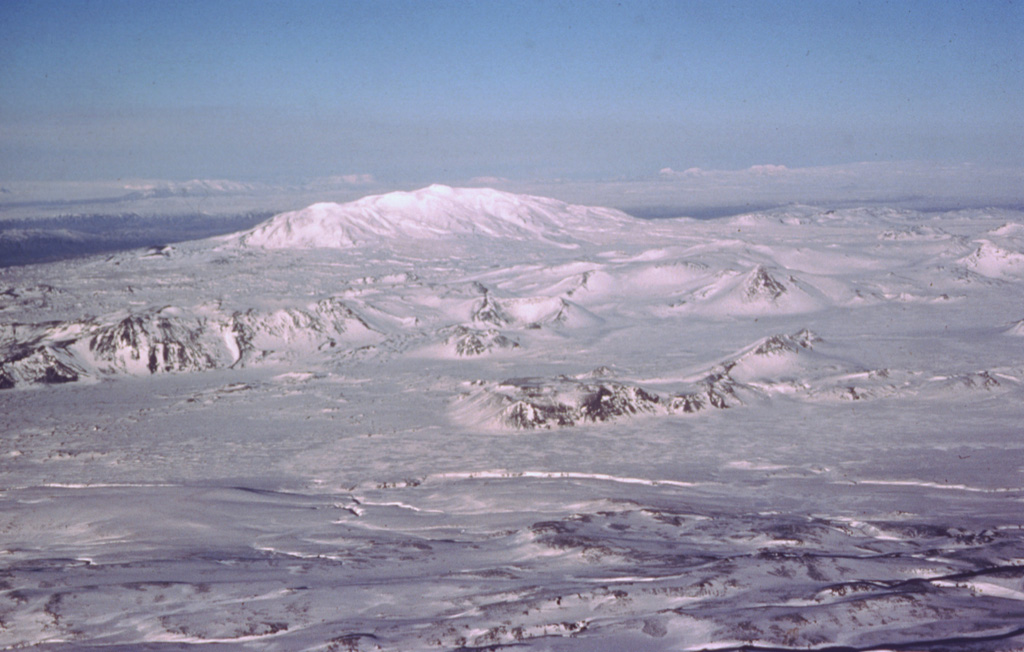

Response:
(234, 184), (636, 249)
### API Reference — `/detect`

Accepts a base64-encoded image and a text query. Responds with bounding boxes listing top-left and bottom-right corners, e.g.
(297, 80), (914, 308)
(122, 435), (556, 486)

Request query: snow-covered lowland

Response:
(2, 184), (1024, 650)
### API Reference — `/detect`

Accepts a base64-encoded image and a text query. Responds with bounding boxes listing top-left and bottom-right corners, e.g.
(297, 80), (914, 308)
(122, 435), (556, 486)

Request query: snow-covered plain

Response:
(2, 184), (1023, 650)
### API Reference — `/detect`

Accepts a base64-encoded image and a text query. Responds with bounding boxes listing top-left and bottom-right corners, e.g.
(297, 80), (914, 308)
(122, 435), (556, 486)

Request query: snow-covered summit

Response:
(233, 185), (636, 249)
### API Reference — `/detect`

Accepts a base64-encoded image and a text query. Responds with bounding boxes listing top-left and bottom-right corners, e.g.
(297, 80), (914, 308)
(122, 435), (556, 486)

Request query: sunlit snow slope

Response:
(2, 187), (1024, 650)
(234, 184), (635, 249)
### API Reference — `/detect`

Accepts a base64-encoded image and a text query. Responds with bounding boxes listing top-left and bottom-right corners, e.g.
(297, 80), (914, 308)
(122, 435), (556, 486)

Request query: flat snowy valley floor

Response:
(2, 186), (1023, 650)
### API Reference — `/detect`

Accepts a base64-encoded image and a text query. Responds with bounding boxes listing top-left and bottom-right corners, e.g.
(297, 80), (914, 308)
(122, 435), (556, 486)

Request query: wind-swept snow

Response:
(1, 189), (1024, 650)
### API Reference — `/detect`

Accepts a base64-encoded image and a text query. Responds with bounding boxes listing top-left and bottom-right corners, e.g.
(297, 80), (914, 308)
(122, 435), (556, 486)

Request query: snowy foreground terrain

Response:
(2, 185), (1024, 650)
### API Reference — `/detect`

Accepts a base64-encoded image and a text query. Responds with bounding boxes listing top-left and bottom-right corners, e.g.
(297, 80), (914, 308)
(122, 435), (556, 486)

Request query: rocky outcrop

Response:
(0, 298), (377, 388)
(441, 326), (519, 356)
(742, 265), (787, 302)
(492, 377), (663, 430)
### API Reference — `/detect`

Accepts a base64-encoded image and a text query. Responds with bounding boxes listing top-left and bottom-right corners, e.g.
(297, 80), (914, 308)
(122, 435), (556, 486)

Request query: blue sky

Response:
(1, 0), (1021, 186)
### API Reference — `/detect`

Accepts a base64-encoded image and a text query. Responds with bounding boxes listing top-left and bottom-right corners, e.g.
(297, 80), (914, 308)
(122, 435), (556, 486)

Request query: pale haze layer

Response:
(1, 0), (1022, 195)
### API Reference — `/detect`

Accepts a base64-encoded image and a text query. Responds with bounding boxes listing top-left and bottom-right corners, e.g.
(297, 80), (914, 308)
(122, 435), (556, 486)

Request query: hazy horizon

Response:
(2, 0), (1021, 193)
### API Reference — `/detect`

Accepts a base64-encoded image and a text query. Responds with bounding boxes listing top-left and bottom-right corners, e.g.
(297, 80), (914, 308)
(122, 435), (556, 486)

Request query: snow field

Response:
(1, 187), (1024, 649)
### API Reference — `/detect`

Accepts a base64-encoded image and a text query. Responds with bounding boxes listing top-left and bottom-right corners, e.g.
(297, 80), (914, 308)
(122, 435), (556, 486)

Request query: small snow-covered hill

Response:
(958, 240), (1024, 278)
(233, 184), (636, 249)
